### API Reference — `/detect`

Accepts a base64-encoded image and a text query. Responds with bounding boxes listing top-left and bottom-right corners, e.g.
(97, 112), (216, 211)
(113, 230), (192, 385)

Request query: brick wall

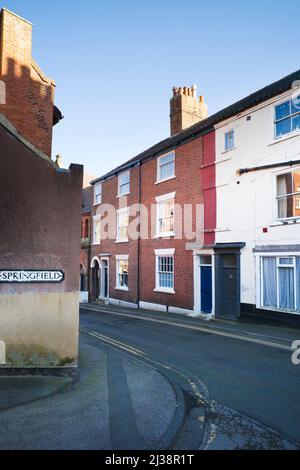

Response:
(139, 138), (204, 310)
(0, 9), (55, 157)
(91, 166), (140, 304)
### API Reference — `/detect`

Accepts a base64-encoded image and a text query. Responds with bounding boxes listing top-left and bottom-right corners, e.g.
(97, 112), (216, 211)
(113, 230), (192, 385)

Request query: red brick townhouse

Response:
(90, 86), (217, 316)
(90, 72), (300, 321)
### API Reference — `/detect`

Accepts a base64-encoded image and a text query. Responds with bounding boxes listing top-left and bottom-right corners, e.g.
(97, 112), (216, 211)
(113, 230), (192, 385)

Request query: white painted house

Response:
(215, 75), (300, 321)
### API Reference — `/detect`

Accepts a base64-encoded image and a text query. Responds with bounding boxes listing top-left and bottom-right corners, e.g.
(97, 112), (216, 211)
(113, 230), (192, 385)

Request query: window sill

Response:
(93, 202), (102, 207)
(155, 175), (176, 185)
(268, 130), (300, 146)
(115, 239), (129, 244)
(154, 288), (175, 295)
(270, 218), (300, 226)
(92, 242), (101, 246)
(154, 232), (175, 239)
(115, 286), (129, 292)
(258, 305), (300, 315)
(221, 147), (236, 155)
(117, 192), (130, 198)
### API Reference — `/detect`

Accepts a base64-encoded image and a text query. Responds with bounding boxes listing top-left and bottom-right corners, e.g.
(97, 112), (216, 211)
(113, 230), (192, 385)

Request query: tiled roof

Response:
(92, 69), (300, 184)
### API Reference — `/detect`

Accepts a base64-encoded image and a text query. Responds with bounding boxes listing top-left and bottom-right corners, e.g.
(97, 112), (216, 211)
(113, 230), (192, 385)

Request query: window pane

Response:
(292, 114), (300, 132)
(159, 153), (175, 180)
(158, 256), (174, 288)
(277, 195), (296, 218)
(223, 254), (236, 268)
(277, 173), (293, 196)
(275, 118), (292, 137)
(225, 131), (234, 151)
(291, 96), (300, 115)
(262, 257), (277, 308)
(200, 256), (212, 265)
(275, 101), (290, 121)
(279, 267), (295, 310)
(279, 257), (293, 265)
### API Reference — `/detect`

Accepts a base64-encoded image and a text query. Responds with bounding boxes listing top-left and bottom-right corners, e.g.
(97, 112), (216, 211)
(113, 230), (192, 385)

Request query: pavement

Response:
(0, 303), (299, 450)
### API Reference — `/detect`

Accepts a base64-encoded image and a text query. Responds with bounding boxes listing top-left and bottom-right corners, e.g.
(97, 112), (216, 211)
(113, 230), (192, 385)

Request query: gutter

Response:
(238, 159), (300, 175)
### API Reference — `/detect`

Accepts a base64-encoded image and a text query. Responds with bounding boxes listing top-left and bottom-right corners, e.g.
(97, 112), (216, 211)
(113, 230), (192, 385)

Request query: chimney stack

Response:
(170, 84), (208, 136)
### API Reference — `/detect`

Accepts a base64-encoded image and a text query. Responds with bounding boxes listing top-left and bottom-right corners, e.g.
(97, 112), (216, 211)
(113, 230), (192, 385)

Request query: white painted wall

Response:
(215, 87), (300, 308)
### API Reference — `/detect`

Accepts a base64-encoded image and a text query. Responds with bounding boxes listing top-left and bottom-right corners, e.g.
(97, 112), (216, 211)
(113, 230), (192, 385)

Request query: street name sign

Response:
(0, 270), (64, 283)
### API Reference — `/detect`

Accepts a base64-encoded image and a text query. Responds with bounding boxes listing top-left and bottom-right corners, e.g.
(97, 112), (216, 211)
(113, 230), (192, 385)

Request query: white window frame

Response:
(156, 152), (176, 184)
(94, 182), (102, 205)
(274, 95), (300, 140)
(274, 167), (300, 222)
(115, 255), (129, 291)
(155, 192), (176, 238)
(118, 171), (130, 197)
(92, 215), (101, 245)
(256, 253), (300, 314)
(154, 248), (175, 294)
(224, 129), (235, 152)
(116, 207), (129, 243)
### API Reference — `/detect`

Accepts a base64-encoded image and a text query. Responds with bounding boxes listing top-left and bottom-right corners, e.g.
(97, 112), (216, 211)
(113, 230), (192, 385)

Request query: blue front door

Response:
(201, 266), (212, 313)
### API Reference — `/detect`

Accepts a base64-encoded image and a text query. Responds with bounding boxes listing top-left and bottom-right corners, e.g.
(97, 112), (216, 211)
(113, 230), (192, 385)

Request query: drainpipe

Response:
(137, 162), (142, 307)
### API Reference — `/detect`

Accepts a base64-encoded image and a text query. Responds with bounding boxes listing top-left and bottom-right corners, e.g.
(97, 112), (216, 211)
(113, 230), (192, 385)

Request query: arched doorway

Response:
(91, 257), (100, 300)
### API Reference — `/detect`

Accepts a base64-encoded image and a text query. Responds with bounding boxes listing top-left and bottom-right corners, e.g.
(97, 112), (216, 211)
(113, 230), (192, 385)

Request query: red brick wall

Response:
(139, 137), (204, 310)
(91, 167), (140, 304)
(202, 131), (216, 246)
(0, 9), (55, 157)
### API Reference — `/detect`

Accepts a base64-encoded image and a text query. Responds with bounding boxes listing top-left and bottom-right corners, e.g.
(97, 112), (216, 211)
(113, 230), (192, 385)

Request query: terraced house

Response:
(89, 70), (300, 324)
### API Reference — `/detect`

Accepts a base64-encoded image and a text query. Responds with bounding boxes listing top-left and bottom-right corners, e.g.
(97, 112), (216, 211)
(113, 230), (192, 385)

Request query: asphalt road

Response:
(80, 306), (300, 446)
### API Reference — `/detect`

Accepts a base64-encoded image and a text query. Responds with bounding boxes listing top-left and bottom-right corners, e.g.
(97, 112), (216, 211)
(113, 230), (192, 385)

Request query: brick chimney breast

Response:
(170, 84), (208, 136)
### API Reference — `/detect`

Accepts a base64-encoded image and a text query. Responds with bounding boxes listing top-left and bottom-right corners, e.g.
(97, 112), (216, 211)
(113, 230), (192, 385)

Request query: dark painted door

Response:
(93, 262), (100, 299)
(201, 266), (212, 313)
(221, 255), (238, 318)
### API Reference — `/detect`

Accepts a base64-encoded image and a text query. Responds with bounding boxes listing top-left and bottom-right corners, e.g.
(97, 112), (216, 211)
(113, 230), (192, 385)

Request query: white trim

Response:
(115, 286), (129, 292)
(153, 288), (175, 294)
(109, 298), (138, 309)
(168, 306), (195, 316)
(193, 251), (215, 316)
(155, 248), (175, 256)
(155, 191), (176, 203)
(155, 175), (176, 185)
(90, 256), (100, 268)
(116, 254), (129, 261)
(139, 301), (167, 312)
(100, 258), (109, 300)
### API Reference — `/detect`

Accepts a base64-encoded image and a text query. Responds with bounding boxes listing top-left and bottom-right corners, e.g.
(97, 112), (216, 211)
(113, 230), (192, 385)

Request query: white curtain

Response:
(263, 257), (277, 308)
(297, 257), (300, 312)
(277, 175), (288, 219)
(279, 267), (294, 310)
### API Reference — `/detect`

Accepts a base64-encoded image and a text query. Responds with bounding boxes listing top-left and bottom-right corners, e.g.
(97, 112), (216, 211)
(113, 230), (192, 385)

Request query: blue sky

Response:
(2, 0), (300, 177)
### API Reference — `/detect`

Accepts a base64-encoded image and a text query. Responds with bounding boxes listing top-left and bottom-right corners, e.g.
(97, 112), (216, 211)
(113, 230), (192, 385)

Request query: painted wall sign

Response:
(0, 270), (64, 283)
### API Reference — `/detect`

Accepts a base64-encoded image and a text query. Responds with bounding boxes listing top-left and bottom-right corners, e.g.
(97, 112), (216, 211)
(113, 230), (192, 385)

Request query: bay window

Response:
(261, 256), (300, 313)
